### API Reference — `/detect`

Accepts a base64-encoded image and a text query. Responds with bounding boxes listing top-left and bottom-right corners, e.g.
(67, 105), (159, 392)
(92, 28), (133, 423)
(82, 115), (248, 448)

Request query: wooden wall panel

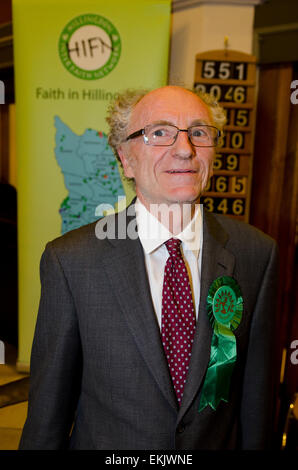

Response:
(250, 62), (298, 446)
(250, 64), (292, 237)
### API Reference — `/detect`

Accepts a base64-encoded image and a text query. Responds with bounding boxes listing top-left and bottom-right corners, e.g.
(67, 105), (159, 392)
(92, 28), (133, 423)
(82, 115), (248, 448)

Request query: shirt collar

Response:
(135, 198), (203, 257)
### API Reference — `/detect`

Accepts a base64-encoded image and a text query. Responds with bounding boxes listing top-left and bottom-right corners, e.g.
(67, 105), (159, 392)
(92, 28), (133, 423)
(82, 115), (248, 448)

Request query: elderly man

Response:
(19, 86), (278, 450)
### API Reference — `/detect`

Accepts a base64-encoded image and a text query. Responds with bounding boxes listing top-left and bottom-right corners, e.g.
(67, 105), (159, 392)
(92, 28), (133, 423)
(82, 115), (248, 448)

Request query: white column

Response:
(169, 0), (264, 88)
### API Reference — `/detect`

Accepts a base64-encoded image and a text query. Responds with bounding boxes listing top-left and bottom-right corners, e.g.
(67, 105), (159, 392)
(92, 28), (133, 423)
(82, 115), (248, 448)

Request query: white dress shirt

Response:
(135, 199), (203, 329)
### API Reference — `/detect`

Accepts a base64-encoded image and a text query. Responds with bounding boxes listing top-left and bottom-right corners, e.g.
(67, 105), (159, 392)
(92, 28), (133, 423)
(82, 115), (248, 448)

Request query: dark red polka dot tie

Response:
(161, 238), (196, 406)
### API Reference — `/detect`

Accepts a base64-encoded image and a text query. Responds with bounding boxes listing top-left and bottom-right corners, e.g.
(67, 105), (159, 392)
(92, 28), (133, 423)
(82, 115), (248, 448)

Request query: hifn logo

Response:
(59, 14), (121, 80)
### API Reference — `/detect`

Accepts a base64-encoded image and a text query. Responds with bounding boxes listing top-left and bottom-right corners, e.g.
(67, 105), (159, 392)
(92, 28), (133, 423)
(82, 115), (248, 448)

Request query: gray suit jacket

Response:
(19, 205), (278, 450)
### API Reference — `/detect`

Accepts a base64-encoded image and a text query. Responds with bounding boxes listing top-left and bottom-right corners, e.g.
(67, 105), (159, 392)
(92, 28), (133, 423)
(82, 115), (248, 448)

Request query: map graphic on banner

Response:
(54, 116), (125, 234)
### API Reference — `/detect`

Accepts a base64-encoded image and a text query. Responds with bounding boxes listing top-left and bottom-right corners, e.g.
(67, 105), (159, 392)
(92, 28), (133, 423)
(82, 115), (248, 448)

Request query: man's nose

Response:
(172, 129), (195, 158)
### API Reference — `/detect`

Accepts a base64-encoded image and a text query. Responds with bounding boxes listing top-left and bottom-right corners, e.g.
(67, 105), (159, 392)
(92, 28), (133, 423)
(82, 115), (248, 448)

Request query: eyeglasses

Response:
(125, 123), (220, 147)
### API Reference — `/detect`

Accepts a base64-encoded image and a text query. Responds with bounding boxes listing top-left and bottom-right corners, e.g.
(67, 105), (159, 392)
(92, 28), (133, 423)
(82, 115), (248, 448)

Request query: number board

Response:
(194, 50), (256, 221)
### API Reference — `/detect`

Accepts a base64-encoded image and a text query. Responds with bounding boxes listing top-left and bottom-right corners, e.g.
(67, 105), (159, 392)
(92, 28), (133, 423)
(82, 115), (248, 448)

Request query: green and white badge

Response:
(199, 276), (243, 412)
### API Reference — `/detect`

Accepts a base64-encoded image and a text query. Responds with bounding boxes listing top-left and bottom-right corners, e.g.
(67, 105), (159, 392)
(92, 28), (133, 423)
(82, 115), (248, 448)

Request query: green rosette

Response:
(198, 276), (243, 412)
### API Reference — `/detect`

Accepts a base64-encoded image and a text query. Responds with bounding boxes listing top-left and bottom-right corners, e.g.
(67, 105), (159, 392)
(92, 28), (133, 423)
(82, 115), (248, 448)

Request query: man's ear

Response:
(117, 144), (135, 179)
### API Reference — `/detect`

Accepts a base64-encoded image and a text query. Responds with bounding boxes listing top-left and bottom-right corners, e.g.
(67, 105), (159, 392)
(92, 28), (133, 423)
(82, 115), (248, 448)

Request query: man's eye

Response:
(153, 128), (167, 137)
(192, 128), (207, 137)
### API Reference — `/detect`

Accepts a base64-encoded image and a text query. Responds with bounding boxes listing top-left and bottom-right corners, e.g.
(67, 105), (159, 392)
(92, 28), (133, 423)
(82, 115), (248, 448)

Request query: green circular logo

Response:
(212, 285), (237, 325)
(59, 14), (121, 80)
(207, 277), (243, 334)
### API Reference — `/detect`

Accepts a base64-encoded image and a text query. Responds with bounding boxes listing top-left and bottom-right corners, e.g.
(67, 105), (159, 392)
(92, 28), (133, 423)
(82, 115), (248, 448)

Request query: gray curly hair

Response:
(106, 87), (226, 162)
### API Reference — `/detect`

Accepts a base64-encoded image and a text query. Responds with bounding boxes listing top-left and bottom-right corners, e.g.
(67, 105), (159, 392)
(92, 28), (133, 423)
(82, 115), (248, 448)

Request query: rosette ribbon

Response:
(198, 276), (243, 412)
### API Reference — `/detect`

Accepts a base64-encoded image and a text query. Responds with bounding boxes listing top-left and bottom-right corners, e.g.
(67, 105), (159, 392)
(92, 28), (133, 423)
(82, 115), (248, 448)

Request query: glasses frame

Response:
(125, 124), (220, 148)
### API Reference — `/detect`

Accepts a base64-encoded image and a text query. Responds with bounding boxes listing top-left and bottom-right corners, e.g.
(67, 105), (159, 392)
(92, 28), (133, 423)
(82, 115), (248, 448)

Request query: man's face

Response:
(117, 86), (215, 209)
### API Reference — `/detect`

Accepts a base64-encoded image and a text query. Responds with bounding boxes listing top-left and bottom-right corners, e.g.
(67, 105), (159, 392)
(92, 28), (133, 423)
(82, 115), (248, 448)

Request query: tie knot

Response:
(165, 238), (182, 259)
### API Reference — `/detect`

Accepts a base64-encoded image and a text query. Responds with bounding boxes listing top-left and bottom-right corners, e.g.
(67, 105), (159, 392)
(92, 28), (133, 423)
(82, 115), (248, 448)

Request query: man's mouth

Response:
(166, 169), (197, 174)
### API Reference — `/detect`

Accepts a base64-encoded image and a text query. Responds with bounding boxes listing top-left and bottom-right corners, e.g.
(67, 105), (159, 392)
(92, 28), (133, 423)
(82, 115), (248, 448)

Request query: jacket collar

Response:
(177, 208), (235, 420)
(100, 205), (235, 414)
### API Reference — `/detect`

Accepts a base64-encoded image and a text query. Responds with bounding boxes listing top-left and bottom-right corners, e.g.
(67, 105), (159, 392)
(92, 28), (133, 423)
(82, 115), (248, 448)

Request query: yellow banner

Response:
(13, 0), (171, 369)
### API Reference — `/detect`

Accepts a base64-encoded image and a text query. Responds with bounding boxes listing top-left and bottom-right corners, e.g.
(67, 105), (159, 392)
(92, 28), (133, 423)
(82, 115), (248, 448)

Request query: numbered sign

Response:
(194, 50), (256, 221)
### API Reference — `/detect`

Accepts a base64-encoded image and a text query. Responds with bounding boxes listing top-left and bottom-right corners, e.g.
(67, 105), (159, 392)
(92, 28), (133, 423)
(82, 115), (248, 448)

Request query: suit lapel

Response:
(100, 205), (235, 417)
(178, 209), (235, 420)
(101, 206), (178, 412)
